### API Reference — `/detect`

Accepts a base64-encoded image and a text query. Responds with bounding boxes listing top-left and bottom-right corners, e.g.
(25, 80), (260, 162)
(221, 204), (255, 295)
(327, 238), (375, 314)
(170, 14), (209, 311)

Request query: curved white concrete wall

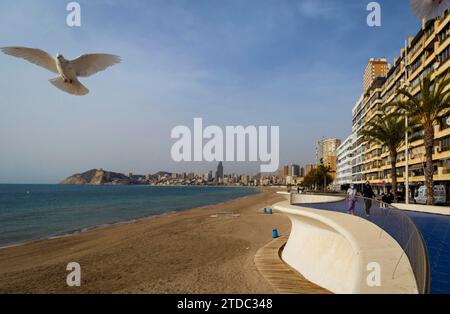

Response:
(276, 191), (291, 201)
(290, 194), (345, 204)
(274, 200), (418, 294)
(393, 203), (450, 216)
(276, 193), (345, 205)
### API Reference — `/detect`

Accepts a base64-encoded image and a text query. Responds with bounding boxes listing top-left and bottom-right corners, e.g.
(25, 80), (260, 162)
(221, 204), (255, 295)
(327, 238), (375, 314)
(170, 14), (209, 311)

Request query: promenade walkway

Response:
(254, 235), (331, 294)
(300, 198), (450, 294)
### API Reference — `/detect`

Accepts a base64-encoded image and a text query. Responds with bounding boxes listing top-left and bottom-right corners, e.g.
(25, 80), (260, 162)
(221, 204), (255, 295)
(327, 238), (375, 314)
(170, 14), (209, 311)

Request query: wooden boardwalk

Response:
(254, 235), (332, 294)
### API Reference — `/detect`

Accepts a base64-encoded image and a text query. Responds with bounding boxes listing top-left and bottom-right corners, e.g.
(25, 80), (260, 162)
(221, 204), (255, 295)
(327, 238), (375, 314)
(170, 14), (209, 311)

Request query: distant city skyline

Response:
(0, 1), (422, 183)
(58, 160), (316, 187)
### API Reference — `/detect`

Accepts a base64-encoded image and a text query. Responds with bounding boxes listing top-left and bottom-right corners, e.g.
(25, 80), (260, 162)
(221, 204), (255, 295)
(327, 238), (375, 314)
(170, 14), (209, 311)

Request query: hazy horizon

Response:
(0, 0), (422, 184)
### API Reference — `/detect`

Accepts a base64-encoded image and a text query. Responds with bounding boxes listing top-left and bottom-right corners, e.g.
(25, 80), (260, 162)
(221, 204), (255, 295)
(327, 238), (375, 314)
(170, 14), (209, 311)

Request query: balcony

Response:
(438, 166), (450, 175)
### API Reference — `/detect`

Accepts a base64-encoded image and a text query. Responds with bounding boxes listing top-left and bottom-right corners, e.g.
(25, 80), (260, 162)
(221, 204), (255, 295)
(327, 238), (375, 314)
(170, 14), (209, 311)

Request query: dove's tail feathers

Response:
(49, 77), (89, 96)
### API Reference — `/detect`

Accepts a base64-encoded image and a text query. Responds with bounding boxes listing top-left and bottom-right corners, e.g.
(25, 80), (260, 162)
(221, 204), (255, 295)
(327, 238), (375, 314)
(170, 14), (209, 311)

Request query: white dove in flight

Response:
(1, 47), (121, 96)
(410, 0), (450, 21)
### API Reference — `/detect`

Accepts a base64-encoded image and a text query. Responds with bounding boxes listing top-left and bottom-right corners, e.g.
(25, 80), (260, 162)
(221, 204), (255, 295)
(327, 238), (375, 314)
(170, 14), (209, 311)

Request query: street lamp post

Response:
(402, 46), (441, 204)
(402, 36), (441, 204)
(405, 112), (410, 204)
(404, 40), (410, 204)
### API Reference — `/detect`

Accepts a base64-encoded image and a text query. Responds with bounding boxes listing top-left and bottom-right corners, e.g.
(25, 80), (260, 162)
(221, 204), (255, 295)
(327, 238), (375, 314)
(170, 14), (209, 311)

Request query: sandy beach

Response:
(0, 189), (290, 293)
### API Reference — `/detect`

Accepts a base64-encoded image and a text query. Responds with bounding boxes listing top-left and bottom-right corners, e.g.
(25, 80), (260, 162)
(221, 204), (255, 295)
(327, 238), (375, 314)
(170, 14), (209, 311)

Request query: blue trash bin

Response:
(272, 228), (279, 238)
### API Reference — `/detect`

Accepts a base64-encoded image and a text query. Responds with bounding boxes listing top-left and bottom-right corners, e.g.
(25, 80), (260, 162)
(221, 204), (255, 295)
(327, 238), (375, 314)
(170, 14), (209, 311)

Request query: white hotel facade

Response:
(335, 134), (354, 188)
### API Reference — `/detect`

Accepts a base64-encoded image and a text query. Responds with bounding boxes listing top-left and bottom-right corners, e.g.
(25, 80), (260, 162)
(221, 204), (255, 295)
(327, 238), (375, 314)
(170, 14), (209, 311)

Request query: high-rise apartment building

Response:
(282, 165), (291, 177)
(363, 58), (389, 93)
(316, 138), (341, 179)
(345, 14), (450, 198)
(335, 134), (354, 188)
(315, 140), (323, 166)
(290, 164), (300, 177)
(205, 170), (213, 181)
(350, 76), (387, 186)
(337, 65), (388, 188)
(215, 162), (224, 182)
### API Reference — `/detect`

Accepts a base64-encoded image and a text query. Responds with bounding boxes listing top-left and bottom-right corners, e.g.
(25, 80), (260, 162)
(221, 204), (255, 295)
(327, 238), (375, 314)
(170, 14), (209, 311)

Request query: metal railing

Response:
(290, 193), (431, 294)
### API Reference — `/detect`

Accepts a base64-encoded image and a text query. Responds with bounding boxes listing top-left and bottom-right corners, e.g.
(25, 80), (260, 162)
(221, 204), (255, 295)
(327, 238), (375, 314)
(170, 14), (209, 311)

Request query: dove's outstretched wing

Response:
(410, 0), (450, 21)
(1, 47), (58, 74)
(71, 54), (121, 77)
(411, 0), (427, 19)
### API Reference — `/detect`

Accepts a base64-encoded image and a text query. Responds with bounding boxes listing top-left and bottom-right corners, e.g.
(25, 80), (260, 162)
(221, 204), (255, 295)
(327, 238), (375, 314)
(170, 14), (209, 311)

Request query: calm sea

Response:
(0, 184), (258, 248)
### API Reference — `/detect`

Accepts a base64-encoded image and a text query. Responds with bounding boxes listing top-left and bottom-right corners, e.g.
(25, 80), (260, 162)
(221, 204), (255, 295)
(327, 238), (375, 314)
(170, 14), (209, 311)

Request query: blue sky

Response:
(0, 0), (421, 183)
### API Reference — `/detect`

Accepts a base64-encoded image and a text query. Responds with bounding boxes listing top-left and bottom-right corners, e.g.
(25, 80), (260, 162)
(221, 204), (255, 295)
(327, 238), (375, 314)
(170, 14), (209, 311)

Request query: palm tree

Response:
(396, 72), (450, 205)
(360, 111), (407, 203)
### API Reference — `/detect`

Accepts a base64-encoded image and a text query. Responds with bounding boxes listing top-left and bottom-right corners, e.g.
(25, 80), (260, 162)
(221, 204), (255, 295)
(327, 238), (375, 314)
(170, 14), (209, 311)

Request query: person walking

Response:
(362, 181), (375, 217)
(382, 190), (394, 205)
(346, 184), (358, 215)
(387, 191), (394, 205)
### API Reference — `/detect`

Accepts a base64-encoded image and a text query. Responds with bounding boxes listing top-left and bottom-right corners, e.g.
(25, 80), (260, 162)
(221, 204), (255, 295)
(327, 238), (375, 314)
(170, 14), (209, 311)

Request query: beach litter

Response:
(209, 212), (240, 219)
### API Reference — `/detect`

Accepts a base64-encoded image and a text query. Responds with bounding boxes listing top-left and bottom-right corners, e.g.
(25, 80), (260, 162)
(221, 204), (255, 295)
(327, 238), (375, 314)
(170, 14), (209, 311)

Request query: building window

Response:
(411, 55), (423, 73)
(437, 24), (450, 42)
(440, 136), (450, 152)
(438, 45), (450, 64)
(440, 115), (450, 131)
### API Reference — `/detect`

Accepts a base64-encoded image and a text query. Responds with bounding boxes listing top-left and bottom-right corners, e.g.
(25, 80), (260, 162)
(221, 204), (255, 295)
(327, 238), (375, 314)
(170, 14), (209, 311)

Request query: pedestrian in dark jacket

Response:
(387, 192), (394, 204)
(362, 181), (375, 216)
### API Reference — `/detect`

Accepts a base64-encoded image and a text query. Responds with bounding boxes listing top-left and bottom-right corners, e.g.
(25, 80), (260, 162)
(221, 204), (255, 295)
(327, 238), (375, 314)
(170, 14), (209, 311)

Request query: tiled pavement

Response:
(407, 211), (450, 294)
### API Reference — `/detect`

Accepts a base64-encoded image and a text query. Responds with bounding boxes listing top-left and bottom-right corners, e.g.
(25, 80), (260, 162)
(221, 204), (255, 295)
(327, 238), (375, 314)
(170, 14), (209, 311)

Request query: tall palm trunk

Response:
(424, 126), (435, 205)
(390, 150), (398, 203)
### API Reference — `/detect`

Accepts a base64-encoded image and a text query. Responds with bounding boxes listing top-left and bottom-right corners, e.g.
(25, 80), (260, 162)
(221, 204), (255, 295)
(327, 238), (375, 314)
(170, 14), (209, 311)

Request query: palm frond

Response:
(360, 112), (407, 152)
(392, 71), (450, 128)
